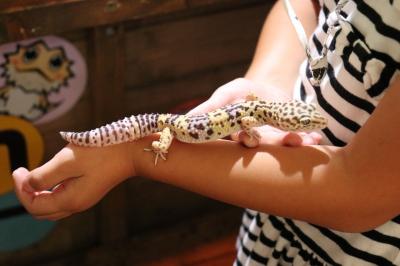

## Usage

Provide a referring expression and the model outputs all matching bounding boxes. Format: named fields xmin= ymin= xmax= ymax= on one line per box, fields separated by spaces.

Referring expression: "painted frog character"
xmin=0 ymin=40 xmax=73 ymax=121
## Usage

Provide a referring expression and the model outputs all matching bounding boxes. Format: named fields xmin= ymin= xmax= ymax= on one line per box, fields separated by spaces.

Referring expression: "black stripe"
xmin=367 ymin=64 xmax=396 ymax=97
xmin=392 ymin=215 xmax=400 ymax=224
xmin=307 ymin=64 xmax=361 ymax=133
xmin=260 ymin=230 xmax=277 ymax=248
xmin=362 ymin=230 xmax=400 ymax=249
xmin=272 ymin=248 xmax=294 ymax=263
xmin=255 ymin=213 xmax=264 ymax=228
xmin=133 ymin=115 xmax=142 ymax=137
xmin=314 ymin=225 xmax=396 ymax=265
xmin=341 ymin=38 xmax=365 ymax=82
xmin=237 ymin=236 xmax=269 ymax=265
xmin=300 ymin=83 xmax=306 ymax=102
xmin=0 ymin=206 xmax=27 ymax=219
xmin=327 ymin=64 xmax=375 ymax=114
xmin=322 ymin=4 xmax=330 ymax=19
xmin=241 ymin=223 xmax=259 ymax=242
xmin=245 ymin=209 xmax=255 ymax=219
xmin=234 ymin=259 xmax=243 ymax=266
xmin=312 ymin=34 xmax=324 ymax=52
xmin=322 ymin=127 xmax=347 ymax=146
xmin=248 ymin=249 xmax=269 ymax=264
xmin=355 ymin=0 xmax=400 ymax=43
xmin=283 ymin=218 xmax=340 ymax=265
xmin=269 ymin=215 xmax=332 ymax=265
xmin=239 ymin=239 xmax=251 ymax=257
xmin=241 ymin=217 xmax=278 ymax=248
xmin=322 ymin=21 xmax=329 ymax=33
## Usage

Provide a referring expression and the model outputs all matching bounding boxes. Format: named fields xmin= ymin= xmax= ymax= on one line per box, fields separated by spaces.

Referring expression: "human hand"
xmin=188 ymin=78 xmax=322 ymax=147
xmin=13 ymin=143 xmax=135 ymax=220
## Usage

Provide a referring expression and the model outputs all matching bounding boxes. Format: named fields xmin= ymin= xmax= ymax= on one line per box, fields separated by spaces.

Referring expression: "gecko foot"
xmin=245 ymin=93 xmax=259 ymax=101
xmin=244 ymin=128 xmax=261 ymax=141
xmin=144 ymin=140 xmax=169 ymax=165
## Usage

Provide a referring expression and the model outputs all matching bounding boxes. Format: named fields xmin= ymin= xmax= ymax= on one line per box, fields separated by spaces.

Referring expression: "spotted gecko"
xmin=60 ymin=97 xmax=328 ymax=165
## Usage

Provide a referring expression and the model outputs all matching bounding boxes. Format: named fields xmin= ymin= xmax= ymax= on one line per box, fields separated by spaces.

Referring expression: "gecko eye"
xmin=23 ymin=47 xmax=39 ymax=63
xmin=49 ymin=54 xmax=64 ymax=70
xmin=300 ymin=118 xmax=311 ymax=126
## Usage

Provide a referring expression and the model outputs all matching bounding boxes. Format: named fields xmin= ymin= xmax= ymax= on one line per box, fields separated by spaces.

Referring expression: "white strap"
xmin=282 ymin=0 xmax=311 ymax=59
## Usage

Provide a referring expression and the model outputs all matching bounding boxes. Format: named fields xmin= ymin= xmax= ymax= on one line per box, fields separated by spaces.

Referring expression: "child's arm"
xmin=13 ymin=0 xmax=321 ymax=220
xmin=13 ymin=77 xmax=400 ymax=232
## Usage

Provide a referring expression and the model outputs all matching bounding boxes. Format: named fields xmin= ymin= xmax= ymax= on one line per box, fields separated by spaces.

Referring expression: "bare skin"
xmin=13 ymin=0 xmax=400 ymax=233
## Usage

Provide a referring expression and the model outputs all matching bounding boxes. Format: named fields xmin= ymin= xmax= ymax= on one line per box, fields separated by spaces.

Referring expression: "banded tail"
xmin=60 ymin=114 xmax=161 ymax=147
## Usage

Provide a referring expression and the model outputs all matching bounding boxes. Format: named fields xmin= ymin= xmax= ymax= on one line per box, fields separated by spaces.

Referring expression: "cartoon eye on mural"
xmin=0 ymin=36 xmax=86 ymax=124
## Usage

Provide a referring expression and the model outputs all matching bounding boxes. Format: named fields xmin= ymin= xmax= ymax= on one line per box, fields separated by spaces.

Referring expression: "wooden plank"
xmin=123 ymin=63 xmax=249 ymax=114
xmin=126 ymin=177 xmax=233 ymax=234
xmin=0 ymin=0 xmax=83 ymax=12
xmin=88 ymin=24 xmax=130 ymax=244
xmin=187 ymin=0 xmax=267 ymax=8
xmin=144 ymin=235 xmax=237 ymax=266
xmin=34 ymin=207 xmax=243 ymax=265
xmin=0 ymin=0 xmax=186 ymax=42
xmin=123 ymin=4 xmax=269 ymax=92
xmin=89 ymin=25 xmax=126 ymax=124
xmin=0 ymin=210 xmax=97 ymax=266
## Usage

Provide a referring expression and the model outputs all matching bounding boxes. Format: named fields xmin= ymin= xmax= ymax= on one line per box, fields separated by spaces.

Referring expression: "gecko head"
xmin=277 ymin=101 xmax=328 ymax=131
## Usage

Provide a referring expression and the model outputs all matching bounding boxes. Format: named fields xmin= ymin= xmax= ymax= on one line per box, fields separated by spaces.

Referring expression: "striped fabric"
xmin=235 ymin=0 xmax=400 ymax=265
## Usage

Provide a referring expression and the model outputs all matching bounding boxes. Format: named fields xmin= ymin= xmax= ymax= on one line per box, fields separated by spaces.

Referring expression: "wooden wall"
xmin=0 ymin=1 xmax=274 ymax=265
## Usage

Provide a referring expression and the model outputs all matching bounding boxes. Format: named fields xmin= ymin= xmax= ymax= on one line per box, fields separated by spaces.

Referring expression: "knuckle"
xmin=28 ymin=175 xmax=44 ymax=191
xmin=233 ymin=77 xmax=252 ymax=88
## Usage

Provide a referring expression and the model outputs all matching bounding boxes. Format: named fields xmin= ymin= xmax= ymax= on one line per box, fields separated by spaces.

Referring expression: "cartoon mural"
xmin=0 ymin=36 xmax=86 ymax=125
xmin=0 ymin=36 xmax=87 ymax=251
xmin=0 ymin=40 xmax=74 ymax=121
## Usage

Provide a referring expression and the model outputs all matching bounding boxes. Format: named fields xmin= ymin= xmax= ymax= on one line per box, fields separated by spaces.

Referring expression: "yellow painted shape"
xmin=0 ymin=116 xmax=44 ymax=195
xmin=0 ymin=145 xmax=11 ymax=195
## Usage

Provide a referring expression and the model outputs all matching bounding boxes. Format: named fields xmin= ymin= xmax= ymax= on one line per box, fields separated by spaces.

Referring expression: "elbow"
xmin=326 ymin=148 xmax=400 ymax=233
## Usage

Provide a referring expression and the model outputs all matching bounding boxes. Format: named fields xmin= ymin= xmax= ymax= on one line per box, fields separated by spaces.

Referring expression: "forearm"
xmin=246 ymin=0 xmax=319 ymax=94
xmin=131 ymin=137 xmax=378 ymax=232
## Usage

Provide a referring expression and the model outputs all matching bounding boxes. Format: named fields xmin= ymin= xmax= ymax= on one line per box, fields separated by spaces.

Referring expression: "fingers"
xmin=237 ymin=131 xmax=260 ymax=148
xmin=231 ymin=127 xmax=323 ymax=148
xmin=282 ymin=132 xmax=322 ymax=146
xmin=187 ymin=93 xmax=230 ymax=115
xmin=13 ymin=168 xmax=77 ymax=217
xmin=27 ymin=147 xmax=80 ymax=191
xmin=187 ymin=78 xmax=254 ymax=115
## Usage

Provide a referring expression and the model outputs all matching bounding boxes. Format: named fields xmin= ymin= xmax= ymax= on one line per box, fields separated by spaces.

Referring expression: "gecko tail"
xmin=60 ymin=114 xmax=162 ymax=147
xmin=59 ymin=129 xmax=104 ymax=147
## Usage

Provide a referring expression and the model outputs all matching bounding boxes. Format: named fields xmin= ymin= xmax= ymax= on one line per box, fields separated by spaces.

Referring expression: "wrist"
xmin=128 ymin=135 xmax=158 ymax=177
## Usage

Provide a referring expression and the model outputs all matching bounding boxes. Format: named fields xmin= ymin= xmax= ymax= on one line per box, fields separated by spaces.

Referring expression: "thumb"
xmin=24 ymin=148 xmax=81 ymax=192
xmin=187 ymin=94 xmax=230 ymax=115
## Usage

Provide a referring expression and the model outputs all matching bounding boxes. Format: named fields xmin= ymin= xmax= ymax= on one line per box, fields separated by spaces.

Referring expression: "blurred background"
xmin=0 ymin=0 xmax=274 ymax=265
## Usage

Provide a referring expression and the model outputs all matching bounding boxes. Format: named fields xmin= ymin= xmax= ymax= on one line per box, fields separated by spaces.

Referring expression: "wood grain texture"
xmin=0 ymin=0 xmax=186 ymax=41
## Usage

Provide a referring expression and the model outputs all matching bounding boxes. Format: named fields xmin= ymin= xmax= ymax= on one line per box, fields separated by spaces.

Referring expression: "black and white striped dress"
xmin=235 ymin=0 xmax=400 ymax=265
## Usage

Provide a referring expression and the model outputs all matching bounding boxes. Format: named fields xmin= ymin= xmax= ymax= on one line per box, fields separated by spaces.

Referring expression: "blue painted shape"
xmin=0 ymin=192 xmax=54 ymax=252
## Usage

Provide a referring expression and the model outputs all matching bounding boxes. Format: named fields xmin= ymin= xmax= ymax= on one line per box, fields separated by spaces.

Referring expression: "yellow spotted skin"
xmin=60 ymin=100 xmax=328 ymax=164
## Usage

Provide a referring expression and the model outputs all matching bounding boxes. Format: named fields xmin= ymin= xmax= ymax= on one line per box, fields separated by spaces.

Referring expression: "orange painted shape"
xmin=0 ymin=115 xmax=44 ymax=195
